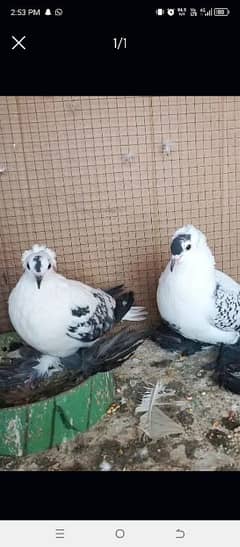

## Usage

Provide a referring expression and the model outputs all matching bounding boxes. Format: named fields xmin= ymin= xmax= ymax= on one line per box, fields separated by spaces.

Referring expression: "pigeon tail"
xmin=0 ymin=349 xmax=41 ymax=390
xmin=151 ymin=323 xmax=240 ymax=395
xmin=74 ymin=328 xmax=147 ymax=376
xmin=0 ymin=329 xmax=148 ymax=407
xmin=212 ymin=341 xmax=240 ymax=394
xmin=105 ymin=284 xmax=147 ymax=322
xmin=150 ymin=322 xmax=212 ymax=356
xmin=113 ymin=290 xmax=135 ymax=321
xmin=105 ymin=284 xmax=125 ymax=298
xmin=123 ymin=306 xmax=148 ymax=321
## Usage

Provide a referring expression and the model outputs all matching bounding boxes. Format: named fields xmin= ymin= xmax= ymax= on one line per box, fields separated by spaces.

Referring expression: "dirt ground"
xmin=1 ymin=339 xmax=240 ymax=471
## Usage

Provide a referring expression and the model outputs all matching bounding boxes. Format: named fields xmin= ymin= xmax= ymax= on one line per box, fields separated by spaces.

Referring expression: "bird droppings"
xmin=2 ymin=339 xmax=240 ymax=470
xmin=99 ymin=460 xmax=112 ymax=471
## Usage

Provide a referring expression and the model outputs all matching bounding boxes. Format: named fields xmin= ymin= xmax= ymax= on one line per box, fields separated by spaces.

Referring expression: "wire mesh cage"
xmin=0 ymin=96 xmax=240 ymax=333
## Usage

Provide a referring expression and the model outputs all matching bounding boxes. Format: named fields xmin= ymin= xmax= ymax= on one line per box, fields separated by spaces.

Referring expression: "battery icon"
xmin=214 ymin=8 xmax=230 ymax=16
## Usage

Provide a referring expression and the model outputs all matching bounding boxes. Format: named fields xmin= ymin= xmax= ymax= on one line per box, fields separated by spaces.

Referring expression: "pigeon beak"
xmin=36 ymin=277 xmax=42 ymax=289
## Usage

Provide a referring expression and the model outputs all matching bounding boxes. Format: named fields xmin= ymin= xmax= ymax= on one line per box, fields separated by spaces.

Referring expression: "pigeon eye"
xmin=27 ymin=263 xmax=30 ymax=270
xmin=48 ymin=263 xmax=51 ymax=270
xmin=186 ymin=244 xmax=191 ymax=251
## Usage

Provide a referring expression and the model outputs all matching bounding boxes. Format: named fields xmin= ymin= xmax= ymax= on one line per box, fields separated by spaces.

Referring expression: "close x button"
xmin=11 ymin=35 xmax=26 ymax=50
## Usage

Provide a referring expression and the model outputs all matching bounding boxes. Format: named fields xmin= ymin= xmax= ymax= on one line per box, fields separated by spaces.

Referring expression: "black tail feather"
xmin=80 ymin=329 xmax=146 ymax=375
xmin=0 ymin=329 xmax=147 ymax=407
xmin=212 ymin=343 xmax=240 ymax=394
xmin=151 ymin=323 xmax=240 ymax=395
xmin=114 ymin=291 xmax=135 ymax=322
xmin=150 ymin=322 xmax=211 ymax=356
xmin=104 ymin=284 xmax=125 ymax=298
xmin=104 ymin=284 xmax=135 ymax=323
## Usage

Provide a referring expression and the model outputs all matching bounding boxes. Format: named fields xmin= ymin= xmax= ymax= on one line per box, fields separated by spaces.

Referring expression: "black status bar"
xmin=1 ymin=5 xmax=239 ymax=94
xmin=4 ymin=6 xmax=235 ymax=18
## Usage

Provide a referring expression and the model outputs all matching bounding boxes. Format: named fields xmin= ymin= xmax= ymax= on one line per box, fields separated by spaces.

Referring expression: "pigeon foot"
xmin=32 ymin=354 xmax=63 ymax=377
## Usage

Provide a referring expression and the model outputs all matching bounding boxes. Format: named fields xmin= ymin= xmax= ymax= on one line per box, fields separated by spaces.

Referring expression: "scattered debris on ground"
xmin=1 ymin=340 xmax=240 ymax=471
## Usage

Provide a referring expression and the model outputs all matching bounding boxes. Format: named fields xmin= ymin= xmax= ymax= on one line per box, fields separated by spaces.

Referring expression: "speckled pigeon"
xmin=8 ymin=244 xmax=147 ymax=377
xmin=150 ymin=224 xmax=240 ymax=394
xmin=157 ymin=224 xmax=240 ymax=345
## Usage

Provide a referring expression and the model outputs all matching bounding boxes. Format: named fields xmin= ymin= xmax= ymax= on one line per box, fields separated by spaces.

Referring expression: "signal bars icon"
xmin=200 ymin=8 xmax=213 ymax=16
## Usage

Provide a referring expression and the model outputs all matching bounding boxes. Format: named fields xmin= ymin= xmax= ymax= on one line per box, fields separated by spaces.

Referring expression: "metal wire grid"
xmin=0 ymin=96 xmax=240 ymax=332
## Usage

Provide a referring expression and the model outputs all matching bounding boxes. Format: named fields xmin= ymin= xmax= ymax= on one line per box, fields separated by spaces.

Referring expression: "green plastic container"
xmin=0 ymin=333 xmax=114 ymax=456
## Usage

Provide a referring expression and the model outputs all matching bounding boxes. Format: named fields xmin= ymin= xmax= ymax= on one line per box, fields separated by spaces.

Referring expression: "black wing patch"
xmin=215 ymin=283 xmax=240 ymax=331
xmin=71 ymin=306 xmax=90 ymax=317
xmin=66 ymin=292 xmax=115 ymax=343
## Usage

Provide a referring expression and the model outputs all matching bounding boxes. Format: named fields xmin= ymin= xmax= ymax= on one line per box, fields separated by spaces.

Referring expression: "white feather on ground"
xmin=135 ymin=381 xmax=185 ymax=439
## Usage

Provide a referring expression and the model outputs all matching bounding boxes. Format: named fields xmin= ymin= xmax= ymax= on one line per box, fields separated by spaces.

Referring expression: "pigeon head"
xmin=22 ymin=245 xmax=57 ymax=289
xmin=170 ymin=225 xmax=208 ymax=272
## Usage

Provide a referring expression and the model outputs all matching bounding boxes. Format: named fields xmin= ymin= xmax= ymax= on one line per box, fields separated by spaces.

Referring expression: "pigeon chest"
xmin=157 ymin=265 xmax=216 ymax=327
xmin=9 ymin=280 xmax=70 ymax=352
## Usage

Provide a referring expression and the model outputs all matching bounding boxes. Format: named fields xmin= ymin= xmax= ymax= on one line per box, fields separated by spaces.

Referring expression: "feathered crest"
xmin=21 ymin=245 xmax=57 ymax=269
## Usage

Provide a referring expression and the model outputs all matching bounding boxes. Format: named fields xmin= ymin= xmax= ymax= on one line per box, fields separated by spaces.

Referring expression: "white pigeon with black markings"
xmin=157 ymin=225 xmax=240 ymax=345
xmin=9 ymin=245 xmax=147 ymax=377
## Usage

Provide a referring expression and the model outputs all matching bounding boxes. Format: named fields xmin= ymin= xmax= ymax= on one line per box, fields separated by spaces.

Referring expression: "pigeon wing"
xmin=214 ymin=270 xmax=240 ymax=331
xmin=216 ymin=269 xmax=240 ymax=292
xmin=66 ymin=282 xmax=116 ymax=343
